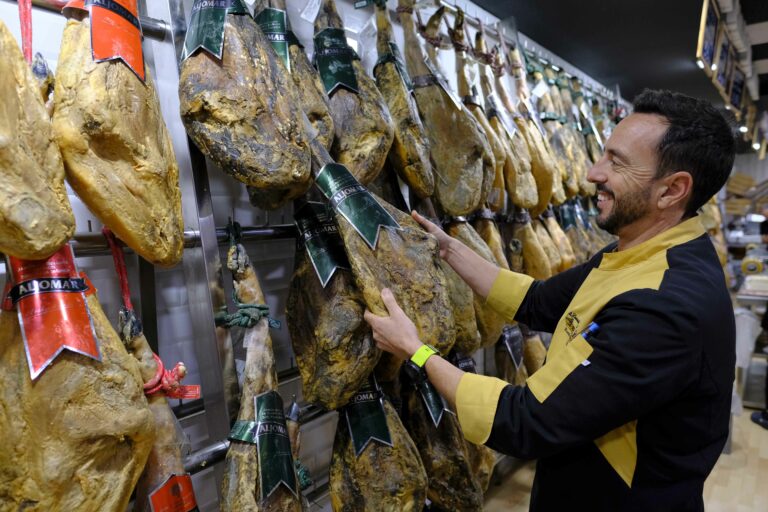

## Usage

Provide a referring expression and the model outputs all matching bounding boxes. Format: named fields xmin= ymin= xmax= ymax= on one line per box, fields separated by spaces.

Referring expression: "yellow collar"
xmin=599 ymin=216 xmax=706 ymax=270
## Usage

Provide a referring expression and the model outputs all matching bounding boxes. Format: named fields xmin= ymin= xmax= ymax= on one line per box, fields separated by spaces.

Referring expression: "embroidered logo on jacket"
xmin=564 ymin=311 xmax=581 ymax=340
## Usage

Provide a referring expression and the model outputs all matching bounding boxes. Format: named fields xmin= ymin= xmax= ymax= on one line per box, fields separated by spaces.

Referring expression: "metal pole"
xmin=2 ymin=0 xmax=173 ymax=40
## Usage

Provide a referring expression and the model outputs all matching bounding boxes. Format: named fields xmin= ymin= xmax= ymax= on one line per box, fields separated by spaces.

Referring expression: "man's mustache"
xmin=596 ymin=184 xmax=614 ymax=198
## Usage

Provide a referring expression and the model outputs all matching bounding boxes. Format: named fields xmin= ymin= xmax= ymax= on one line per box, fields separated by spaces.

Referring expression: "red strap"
xmin=144 ymin=353 xmax=201 ymax=400
xmin=102 ymin=228 xmax=199 ymax=400
xmin=102 ymin=228 xmax=134 ymax=312
xmin=19 ymin=0 xmax=32 ymax=63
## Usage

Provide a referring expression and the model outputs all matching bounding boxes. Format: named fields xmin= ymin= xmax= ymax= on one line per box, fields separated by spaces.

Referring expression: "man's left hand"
xmin=363 ymin=288 xmax=423 ymax=360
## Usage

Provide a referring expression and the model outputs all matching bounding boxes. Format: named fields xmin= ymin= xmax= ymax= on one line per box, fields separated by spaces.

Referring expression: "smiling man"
xmin=364 ymin=89 xmax=736 ymax=512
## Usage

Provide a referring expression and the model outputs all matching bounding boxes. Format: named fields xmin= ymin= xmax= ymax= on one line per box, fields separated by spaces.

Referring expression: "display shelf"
xmin=0 ymin=0 xmax=626 ymax=508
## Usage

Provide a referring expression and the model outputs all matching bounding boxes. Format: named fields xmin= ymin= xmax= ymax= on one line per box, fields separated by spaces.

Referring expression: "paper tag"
xmin=64 ymin=0 xmax=145 ymax=81
xmin=578 ymin=102 xmax=604 ymax=150
xmin=255 ymin=8 xmax=290 ymax=72
xmin=181 ymin=0 xmax=249 ymax=62
xmin=344 ymin=377 xmax=393 ymax=457
xmin=300 ymin=0 xmax=322 ymax=22
xmin=467 ymin=61 xmax=481 ymax=106
xmin=294 ymin=202 xmax=351 ymax=288
xmin=423 ymin=56 xmax=463 ymax=110
xmin=313 ymin=28 xmax=359 ymax=95
xmin=579 ymin=101 xmax=590 ymax=119
xmin=486 ymin=92 xmax=518 ymax=139
xmin=519 ymin=97 xmax=547 ymax=138
xmin=531 ymin=79 xmax=549 ymax=99
xmin=254 ymin=390 xmax=299 ymax=501
xmin=359 ymin=14 xmax=377 ymax=42
xmin=374 ymin=41 xmax=413 ymax=92
xmin=148 ymin=474 xmax=198 ymax=512
xmin=6 ymin=245 xmax=101 ymax=380
xmin=501 ymin=325 xmax=524 ymax=370
xmin=315 ymin=163 xmax=401 ymax=250
xmin=416 ymin=378 xmax=450 ymax=427
xmin=570 ymin=104 xmax=582 ymax=130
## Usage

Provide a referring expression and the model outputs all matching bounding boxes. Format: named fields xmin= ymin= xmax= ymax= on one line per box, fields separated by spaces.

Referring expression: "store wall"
xmin=735 ymin=152 xmax=768 ymax=183
xmin=0 ymin=1 xmax=617 ymax=510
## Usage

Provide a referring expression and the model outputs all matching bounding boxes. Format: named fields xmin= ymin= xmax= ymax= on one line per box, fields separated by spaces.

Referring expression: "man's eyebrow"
xmin=606 ymin=148 xmax=631 ymax=164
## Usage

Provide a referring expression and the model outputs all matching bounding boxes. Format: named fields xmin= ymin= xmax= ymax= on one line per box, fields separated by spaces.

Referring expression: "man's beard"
xmin=595 ymin=184 xmax=651 ymax=235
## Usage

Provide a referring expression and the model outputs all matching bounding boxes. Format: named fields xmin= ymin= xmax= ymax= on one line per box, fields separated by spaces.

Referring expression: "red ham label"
xmin=4 ymin=245 xmax=101 ymax=380
xmin=64 ymin=0 xmax=145 ymax=81
xmin=149 ymin=474 xmax=198 ymax=512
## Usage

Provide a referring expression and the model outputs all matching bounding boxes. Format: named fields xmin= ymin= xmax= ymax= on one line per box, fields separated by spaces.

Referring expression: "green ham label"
xmin=315 ymin=163 xmax=401 ymax=250
xmin=416 ymin=378 xmax=450 ymax=428
xmin=344 ymin=377 xmax=393 ymax=457
xmin=254 ymin=391 xmax=299 ymax=502
xmin=314 ymin=28 xmax=359 ymax=95
xmin=255 ymin=8 xmax=290 ymax=72
xmin=294 ymin=202 xmax=351 ymax=288
xmin=181 ymin=0 xmax=249 ymax=62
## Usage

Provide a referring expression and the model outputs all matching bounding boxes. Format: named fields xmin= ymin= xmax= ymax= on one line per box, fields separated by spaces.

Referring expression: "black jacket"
xmin=454 ymin=217 xmax=734 ymax=511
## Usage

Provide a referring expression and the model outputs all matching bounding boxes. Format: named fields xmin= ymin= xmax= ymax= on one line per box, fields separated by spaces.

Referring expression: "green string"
xmin=215 ymin=218 xmax=282 ymax=329
xmin=295 ymin=459 xmax=312 ymax=490
xmin=215 ymin=295 xmax=281 ymax=329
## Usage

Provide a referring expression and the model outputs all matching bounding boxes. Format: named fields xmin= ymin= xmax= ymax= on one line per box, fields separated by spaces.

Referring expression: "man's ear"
xmin=657 ymin=171 xmax=693 ymax=211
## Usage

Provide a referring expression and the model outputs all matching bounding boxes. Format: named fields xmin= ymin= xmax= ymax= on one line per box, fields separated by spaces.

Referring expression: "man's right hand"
xmin=412 ymin=210 xmax=453 ymax=259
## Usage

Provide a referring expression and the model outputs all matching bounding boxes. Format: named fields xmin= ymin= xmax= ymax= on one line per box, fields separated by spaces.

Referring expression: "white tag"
xmin=485 ymin=92 xmax=516 ymax=139
xmin=579 ymin=101 xmax=591 ymax=119
xmin=359 ymin=14 xmax=376 ymax=42
xmin=590 ymin=119 xmax=604 ymax=150
xmin=300 ymin=0 xmax=322 ymax=22
xmin=532 ymin=80 xmax=549 ymax=99
xmin=577 ymin=102 xmax=603 ymax=149
xmin=396 ymin=175 xmax=411 ymax=212
xmin=424 ymin=57 xmax=463 ymax=111
xmin=571 ymin=104 xmax=580 ymax=121
xmin=521 ymin=97 xmax=547 ymax=138
xmin=580 ymin=360 xmax=591 ymax=367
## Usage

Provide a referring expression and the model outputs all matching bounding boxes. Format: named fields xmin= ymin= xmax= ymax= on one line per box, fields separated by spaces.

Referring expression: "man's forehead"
xmin=608 ymin=113 xmax=669 ymax=159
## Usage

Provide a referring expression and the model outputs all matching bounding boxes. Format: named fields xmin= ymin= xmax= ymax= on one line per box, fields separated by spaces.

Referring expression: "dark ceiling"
xmin=471 ymin=0 xmax=747 ymax=106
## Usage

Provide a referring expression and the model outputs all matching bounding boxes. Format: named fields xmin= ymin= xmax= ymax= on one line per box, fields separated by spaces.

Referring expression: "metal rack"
xmin=0 ymin=1 xmax=619 ymax=508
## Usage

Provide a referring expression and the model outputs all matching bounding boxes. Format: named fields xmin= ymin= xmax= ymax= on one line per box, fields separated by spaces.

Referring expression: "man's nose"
xmin=587 ymin=157 xmax=608 ymax=184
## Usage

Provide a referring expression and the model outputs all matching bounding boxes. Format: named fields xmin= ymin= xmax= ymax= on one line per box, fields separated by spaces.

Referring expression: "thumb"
xmin=380 ymin=288 xmax=403 ymax=317
xmin=412 ymin=211 xmax=435 ymax=233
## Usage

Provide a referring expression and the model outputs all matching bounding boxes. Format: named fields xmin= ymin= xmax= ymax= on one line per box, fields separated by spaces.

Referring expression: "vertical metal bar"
xmin=140 ymin=0 xmax=232 ymax=501
xmin=138 ymin=257 xmax=159 ymax=354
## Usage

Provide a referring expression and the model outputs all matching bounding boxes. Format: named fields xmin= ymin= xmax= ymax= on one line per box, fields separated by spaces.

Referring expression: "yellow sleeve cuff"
xmin=456 ymin=372 xmax=509 ymax=445
xmin=485 ymin=269 xmax=535 ymax=321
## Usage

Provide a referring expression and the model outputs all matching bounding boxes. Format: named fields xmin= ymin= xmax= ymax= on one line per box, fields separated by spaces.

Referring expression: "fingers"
xmin=363 ymin=308 xmax=379 ymax=327
xmin=411 ymin=210 xmax=437 ymax=233
xmin=380 ymin=288 xmax=403 ymax=317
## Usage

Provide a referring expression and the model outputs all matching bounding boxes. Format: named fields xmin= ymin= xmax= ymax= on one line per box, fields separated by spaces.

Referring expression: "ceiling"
xmin=472 ymin=0 xmax=768 ymax=109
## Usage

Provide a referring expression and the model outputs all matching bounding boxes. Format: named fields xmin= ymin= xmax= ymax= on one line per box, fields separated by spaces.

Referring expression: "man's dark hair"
xmin=633 ymin=89 xmax=735 ymax=217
